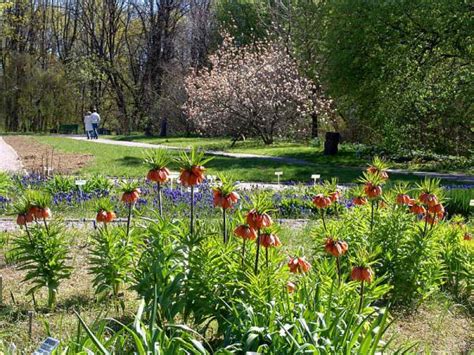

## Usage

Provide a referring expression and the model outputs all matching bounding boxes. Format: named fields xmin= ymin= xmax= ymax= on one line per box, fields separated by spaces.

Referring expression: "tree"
xmin=0 ymin=1 xmax=79 ymax=132
xmin=215 ymin=0 xmax=334 ymax=138
xmin=0 ymin=0 xmax=215 ymax=135
xmin=184 ymin=35 xmax=332 ymax=144
xmin=321 ymin=0 xmax=472 ymax=154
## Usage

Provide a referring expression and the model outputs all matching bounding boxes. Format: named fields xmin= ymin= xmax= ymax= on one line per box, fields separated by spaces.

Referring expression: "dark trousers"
xmin=92 ymin=123 xmax=99 ymax=139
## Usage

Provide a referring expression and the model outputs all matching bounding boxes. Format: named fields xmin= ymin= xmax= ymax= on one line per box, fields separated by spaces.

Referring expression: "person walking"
xmin=84 ymin=111 xmax=93 ymax=139
xmin=90 ymin=108 xmax=101 ymax=139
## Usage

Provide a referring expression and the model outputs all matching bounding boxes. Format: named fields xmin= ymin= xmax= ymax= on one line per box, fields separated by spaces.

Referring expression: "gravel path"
xmin=68 ymin=136 xmax=309 ymax=164
xmin=0 ymin=137 xmax=22 ymax=172
xmin=0 ymin=217 xmax=310 ymax=232
xmin=386 ymin=168 xmax=474 ymax=183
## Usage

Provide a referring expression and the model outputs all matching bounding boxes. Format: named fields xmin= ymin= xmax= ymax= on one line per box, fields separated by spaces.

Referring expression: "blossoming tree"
xmin=184 ymin=35 xmax=332 ymax=144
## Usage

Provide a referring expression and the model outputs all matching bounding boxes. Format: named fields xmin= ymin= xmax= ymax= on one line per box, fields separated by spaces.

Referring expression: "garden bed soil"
xmin=3 ymin=136 xmax=92 ymax=174
xmin=388 ymin=302 xmax=473 ymax=353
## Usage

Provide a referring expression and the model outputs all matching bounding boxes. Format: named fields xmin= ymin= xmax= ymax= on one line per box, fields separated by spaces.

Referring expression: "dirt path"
xmin=0 ymin=137 xmax=22 ymax=173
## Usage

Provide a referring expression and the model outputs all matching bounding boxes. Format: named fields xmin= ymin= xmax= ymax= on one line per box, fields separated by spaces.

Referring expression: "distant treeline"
xmin=0 ymin=0 xmax=471 ymax=155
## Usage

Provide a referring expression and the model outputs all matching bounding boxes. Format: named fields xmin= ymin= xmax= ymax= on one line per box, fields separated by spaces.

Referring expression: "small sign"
xmin=470 ymin=199 xmax=474 ymax=207
xmin=169 ymin=172 xmax=180 ymax=189
xmin=275 ymin=171 xmax=283 ymax=185
xmin=42 ymin=167 xmax=54 ymax=176
xmin=75 ymin=179 xmax=87 ymax=186
xmin=311 ymin=174 xmax=321 ymax=186
xmin=33 ymin=337 xmax=60 ymax=355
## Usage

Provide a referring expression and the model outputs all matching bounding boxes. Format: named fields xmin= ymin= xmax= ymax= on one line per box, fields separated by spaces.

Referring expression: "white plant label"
xmin=75 ymin=179 xmax=87 ymax=186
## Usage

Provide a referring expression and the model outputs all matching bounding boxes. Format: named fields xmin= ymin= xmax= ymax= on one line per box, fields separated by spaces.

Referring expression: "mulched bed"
xmin=3 ymin=136 xmax=92 ymax=174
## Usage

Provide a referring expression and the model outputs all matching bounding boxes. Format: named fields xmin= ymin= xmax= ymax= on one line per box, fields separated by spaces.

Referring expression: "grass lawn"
xmin=110 ymin=135 xmax=474 ymax=175
xmin=29 ymin=136 xmax=450 ymax=184
xmin=33 ymin=136 xmax=365 ymax=182
xmin=110 ymin=135 xmax=365 ymax=167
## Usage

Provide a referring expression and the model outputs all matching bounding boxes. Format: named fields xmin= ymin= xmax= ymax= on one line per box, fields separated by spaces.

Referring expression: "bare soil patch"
xmin=388 ymin=301 xmax=473 ymax=353
xmin=3 ymin=136 xmax=92 ymax=174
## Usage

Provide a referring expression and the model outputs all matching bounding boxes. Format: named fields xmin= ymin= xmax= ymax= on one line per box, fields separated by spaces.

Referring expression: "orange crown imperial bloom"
xmin=96 ymin=210 xmax=116 ymax=224
xmin=246 ymin=209 xmax=273 ymax=229
xmin=329 ymin=191 xmax=341 ymax=202
xmin=287 ymin=281 xmax=296 ymax=293
xmin=367 ymin=166 xmax=389 ymax=180
xmin=233 ymin=225 xmax=257 ymax=240
xmin=259 ymin=233 xmax=282 ymax=248
xmin=26 ymin=208 xmax=36 ymax=221
xmin=419 ymin=193 xmax=438 ymax=207
xmin=288 ymin=257 xmax=312 ymax=274
xmin=147 ymin=167 xmax=170 ymax=183
xmin=41 ymin=207 xmax=52 ymax=219
xmin=180 ymin=165 xmax=205 ymax=187
xmin=16 ymin=213 xmax=33 ymax=226
xmin=29 ymin=206 xmax=49 ymax=219
xmin=16 ymin=214 xmax=27 ymax=226
xmin=192 ymin=165 xmax=205 ymax=176
xmin=96 ymin=210 xmax=108 ymax=223
xmin=27 ymin=206 xmax=38 ymax=218
xmin=464 ymin=233 xmax=472 ymax=241
xmin=313 ymin=194 xmax=332 ymax=209
xmin=396 ymin=194 xmax=412 ymax=206
xmin=353 ymin=196 xmax=368 ymax=206
xmin=351 ymin=266 xmax=373 ymax=283
xmin=324 ymin=238 xmax=348 ymax=257
xmin=31 ymin=207 xmax=52 ymax=219
xmin=122 ymin=188 xmax=141 ymax=204
xmin=423 ymin=214 xmax=436 ymax=224
xmin=106 ymin=211 xmax=116 ymax=223
xmin=428 ymin=203 xmax=444 ymax=215
xmin=364 ymin=183 xmax=382 ymax=199
xmin=409 ymin=203 xmax=426 ymax=215
xmin=424 ymin=213 xmax=442 ymax=224
xmin=213 ymin=190 xmax=240 ymax=209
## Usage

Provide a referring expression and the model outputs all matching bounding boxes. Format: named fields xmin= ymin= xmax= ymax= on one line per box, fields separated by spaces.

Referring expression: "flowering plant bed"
xmin=0 ymin=156 xmax=472 ymax=352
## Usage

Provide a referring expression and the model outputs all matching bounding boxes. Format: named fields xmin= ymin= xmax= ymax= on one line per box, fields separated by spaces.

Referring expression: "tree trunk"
xmin=159 ymin=117 xmax=168 ymax=137
xmin=144 ymin=120 xmax=153 ymax=136
xmin=262 ymin=136 xmax=274 ymax=145
xmin=324 ymin=132 xmax=341 ymax=155
xmin=311 ymin=111 xmax=318 ymax=138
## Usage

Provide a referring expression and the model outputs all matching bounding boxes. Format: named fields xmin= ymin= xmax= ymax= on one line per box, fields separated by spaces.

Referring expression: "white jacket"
xmin=90 ymin=112 xmax=101 ymax=124
xmin=84 ymin=115 xmax=93 ymax=131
